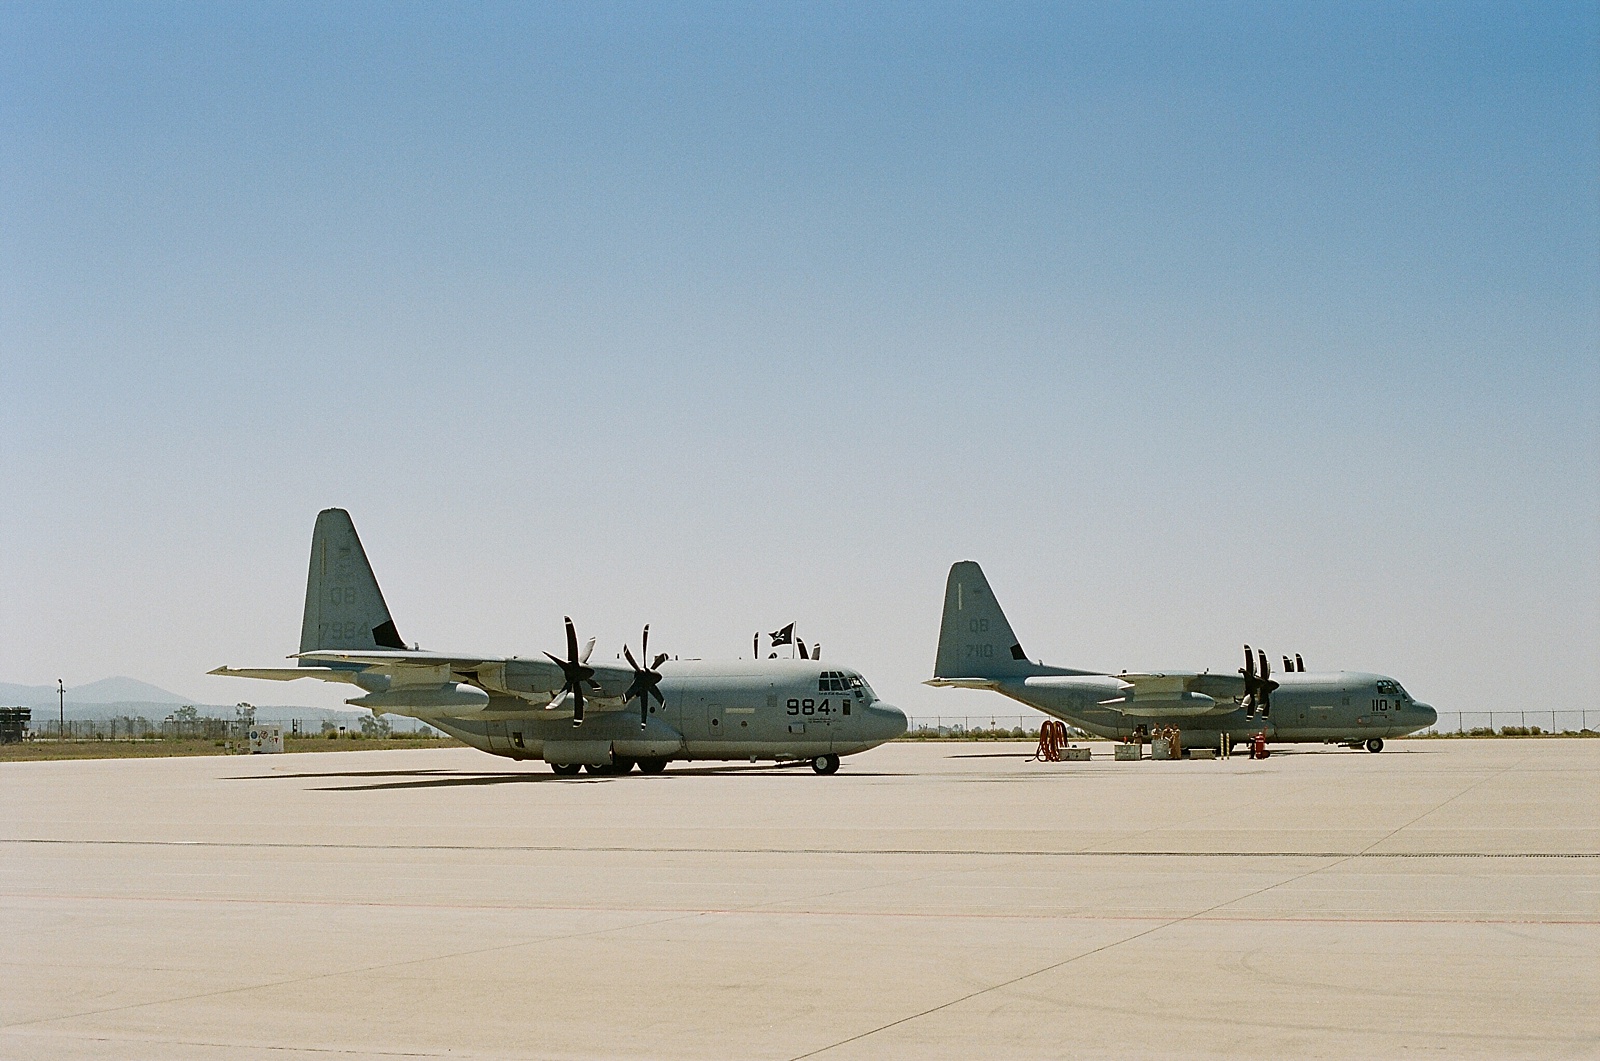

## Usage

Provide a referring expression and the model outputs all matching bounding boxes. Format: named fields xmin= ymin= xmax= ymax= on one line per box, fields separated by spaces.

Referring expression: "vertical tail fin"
xmin=933 ymin=561 xmax=1038 ymax=679
xmin=298 ymin=509 xmax=404 ymax=662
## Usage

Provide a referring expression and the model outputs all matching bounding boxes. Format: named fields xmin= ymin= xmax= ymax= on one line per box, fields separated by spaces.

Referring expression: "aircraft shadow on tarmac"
xmin=226 ymin=764 xmax=905 ymax=792
xmin=224 ymin=768 xmax=464 ymax=781
xmin=947 ymin=746 xmax=1350 ymax=761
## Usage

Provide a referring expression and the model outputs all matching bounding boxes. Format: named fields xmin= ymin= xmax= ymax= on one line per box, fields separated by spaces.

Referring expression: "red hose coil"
xmin=1033 ymin=719 xmax=1069 ymax=761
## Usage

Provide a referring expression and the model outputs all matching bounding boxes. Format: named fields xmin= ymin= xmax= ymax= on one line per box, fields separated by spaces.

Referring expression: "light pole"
xmin=57 ymin=678 xmax=64 ymax=740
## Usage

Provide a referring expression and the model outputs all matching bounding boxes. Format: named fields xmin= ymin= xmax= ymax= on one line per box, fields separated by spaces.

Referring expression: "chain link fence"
xmin=11 ymin=710 xmax=1597 ymax=743
xmin=906 ymin=716 xmax=1065 ymax=739
xmin=904 ymin=713 xmax=1600 ymax=739
xmin=14 ymin=715 xmax=444 ymax=741
xmin=1424 ymin=710 xmax=1597 ymax=736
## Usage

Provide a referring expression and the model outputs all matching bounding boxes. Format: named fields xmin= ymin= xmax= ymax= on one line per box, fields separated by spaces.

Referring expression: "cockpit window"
xmin=1376 ymin=680 xmax=1399 ymax=695
xmin=818 ymin=670 xmax=875 ymax=702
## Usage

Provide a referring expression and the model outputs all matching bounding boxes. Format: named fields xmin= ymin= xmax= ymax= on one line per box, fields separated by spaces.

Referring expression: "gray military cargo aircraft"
xmin=212 ymin=509 xmax=906 ymax=774
xmin=927 ymin=561 xmax=1436 ymax=753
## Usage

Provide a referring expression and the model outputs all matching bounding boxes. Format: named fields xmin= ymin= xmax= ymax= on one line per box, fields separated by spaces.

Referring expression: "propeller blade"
xmin=1259 ymin=649 xmax=1270 ymax=680
xmin=798 ymin=639 xmax=810 ymax=660
xmin=550 ymin=618 xmax=599 ymax=726
xmin=624 ymin=626 xmax=667 ymax=729
xmin=1283 ymin=656 xmax=1292 ymax=672
xmin=1295 ymin=653 xmax=1304 ymax=672
xmin=813 ymin=643 xmax=820 ymax=660
xmin=651 ymin=653 xmax=668 ymax=669
xmin=1239 ymin=645 xmax=1257 ymax=716
xmin=754 ymin=632 xmax=759 ymax=658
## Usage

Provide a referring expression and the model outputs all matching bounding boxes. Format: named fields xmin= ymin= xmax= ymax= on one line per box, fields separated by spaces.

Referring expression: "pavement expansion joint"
xmin=2 ymin=837 xmax=1594 ymax=857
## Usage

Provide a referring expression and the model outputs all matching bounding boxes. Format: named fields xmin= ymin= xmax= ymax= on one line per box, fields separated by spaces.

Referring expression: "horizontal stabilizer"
xmin=923 ymin=677 xmax=1001 ymax=690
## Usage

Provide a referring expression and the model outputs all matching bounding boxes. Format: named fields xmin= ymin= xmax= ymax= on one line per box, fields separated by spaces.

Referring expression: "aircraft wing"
xmin=1115 ymin=672 xmax=1246 ymax=700
xmin=1096 ymin=671 xmax=1246 ymax=716
xmin=293 ymin=649 xmax=637 ymax=705
xmin=293 ymin=649 xmax=515 ymax=669
xmin=208 ymin=666 xmax=364 ymax=684
xmin=928 ymin=672 xmax=1243 ymax=717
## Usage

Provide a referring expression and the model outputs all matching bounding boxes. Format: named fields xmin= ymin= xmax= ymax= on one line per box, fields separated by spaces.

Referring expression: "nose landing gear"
xmin=811 ymin=754 xmax=840 ymax=775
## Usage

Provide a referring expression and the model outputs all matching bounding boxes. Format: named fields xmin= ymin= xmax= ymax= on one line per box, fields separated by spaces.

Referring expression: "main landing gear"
xmin=583 ymin=757 xmax=636 ymax=775
xmin=550 ymin=757 xmax=670 ymax=777
xmin=811 ymin=754 xmax=840 ymax=775
xmin=1366 ymin=738 xmax=1384 ymax=753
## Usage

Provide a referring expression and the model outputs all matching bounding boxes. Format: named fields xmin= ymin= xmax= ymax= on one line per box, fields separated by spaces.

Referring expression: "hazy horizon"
xmin=4 ymin=4 xmax=1596 ymax=723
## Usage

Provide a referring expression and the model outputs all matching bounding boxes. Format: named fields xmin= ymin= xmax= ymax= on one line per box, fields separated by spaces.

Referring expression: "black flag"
xmin=770 ymin=623 xmax=795 ymax=647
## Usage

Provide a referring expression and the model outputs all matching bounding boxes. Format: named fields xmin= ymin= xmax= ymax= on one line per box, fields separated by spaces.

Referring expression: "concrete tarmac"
xmin=2 ymin=739 xmax=1597 ymax=1060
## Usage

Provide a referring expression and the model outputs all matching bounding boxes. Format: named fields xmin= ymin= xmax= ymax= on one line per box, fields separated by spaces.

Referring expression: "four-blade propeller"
xmin=545 ymin=616 xmax=600 ymax=726
xmin=1240 ymin=644 xmax=1280 ymax=719
xmin=623 ymin=624 xmax=668 ymax=730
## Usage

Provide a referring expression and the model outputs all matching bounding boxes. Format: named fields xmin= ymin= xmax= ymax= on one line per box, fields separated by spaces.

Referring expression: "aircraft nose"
xmin=1417 ymin=702 xmax=1437 ymax=727
xmin=873 ymin=703 xmax=908 ymax=741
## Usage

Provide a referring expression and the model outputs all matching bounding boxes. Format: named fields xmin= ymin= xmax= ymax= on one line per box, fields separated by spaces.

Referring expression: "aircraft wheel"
xmin=550 ymin=763 xmax=582 ymax=776
xmin=637 ymin=758 xmax=668 ymax=774
xmin=612 ymin=756 xmax=637 ymax=773
xmin=811 ymin=754 xmax=840 ymax=775
xmin=583 ymin=762 xmax=614 ymax=775
xmin=1366 ymin=738 xmax=1384 ymax=753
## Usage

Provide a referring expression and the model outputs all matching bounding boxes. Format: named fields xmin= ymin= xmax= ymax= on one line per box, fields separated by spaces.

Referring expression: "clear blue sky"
xmin=3 ymin=3 xmax=1596 ymax=720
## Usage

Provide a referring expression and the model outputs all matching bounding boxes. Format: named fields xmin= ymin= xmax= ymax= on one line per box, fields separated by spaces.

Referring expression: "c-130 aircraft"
xmin=212 ymin=510 xmax=906 ymax=774
xmin=927 ymin=561 xmax=1436 ymax=753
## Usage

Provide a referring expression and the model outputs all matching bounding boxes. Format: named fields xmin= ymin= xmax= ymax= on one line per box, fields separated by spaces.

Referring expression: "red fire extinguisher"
xmin=1251 ymin=731 xmax=1269 ymax=759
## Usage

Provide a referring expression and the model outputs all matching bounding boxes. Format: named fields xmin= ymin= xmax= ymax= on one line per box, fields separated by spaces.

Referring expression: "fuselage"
xmin=426 ymin=659 xmax=908 ymax=764
xmin=991 ymin=670 xmax=1436 ymax=749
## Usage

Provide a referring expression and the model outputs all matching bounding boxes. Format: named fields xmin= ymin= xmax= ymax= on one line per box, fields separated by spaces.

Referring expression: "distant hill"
xmin=0 ymin=676 xmax=371 ymax=725
xmin=0 ymin=676 xmax=194 ymax=707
